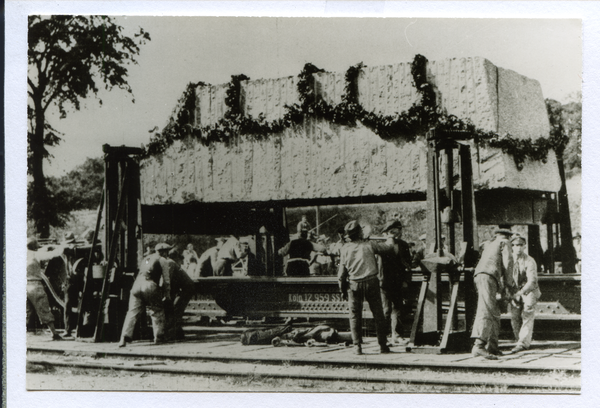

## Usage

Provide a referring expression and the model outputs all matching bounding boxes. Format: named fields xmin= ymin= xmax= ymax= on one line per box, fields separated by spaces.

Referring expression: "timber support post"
xmin=408 ymin=129 xmax=476 ymax=354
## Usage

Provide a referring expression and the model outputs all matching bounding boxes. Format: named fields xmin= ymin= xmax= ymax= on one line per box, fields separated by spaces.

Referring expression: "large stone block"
xmin=140 ymin=57 xmax=561 ymax=206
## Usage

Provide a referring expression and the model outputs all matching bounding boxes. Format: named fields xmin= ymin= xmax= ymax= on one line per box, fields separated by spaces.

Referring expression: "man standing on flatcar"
xmin=471 ymin=228 xmax=515 ymax=359
xmin=182 ymin=243 xmax=199 ymax=272
xmin=215 ymin=235 xmax=248 ymax=276
xmin=338 ymin=221 xmax=393 ymax=355
xmin=379 ymin=220 xmax=413 ymax=345
xmin=508 ymin=234 xmax=541 ymax=354
xmin=198 ymin=238 xmax=224 ymax=277
xmin=278 ymin=224 xmax=326 ymax=276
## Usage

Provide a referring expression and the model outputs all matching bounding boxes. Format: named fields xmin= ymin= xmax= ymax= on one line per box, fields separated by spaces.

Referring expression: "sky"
xmin=21 ymin=14 xmax=582 ymax=178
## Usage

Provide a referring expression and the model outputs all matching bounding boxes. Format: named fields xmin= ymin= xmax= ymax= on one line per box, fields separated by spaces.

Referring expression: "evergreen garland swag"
xmin=143 ymin=55 xmax=569 ymax=169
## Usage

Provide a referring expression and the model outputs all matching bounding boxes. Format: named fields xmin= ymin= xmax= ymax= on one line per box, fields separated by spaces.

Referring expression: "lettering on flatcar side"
xmin=289 ymin=293 xmax=342 ymax=302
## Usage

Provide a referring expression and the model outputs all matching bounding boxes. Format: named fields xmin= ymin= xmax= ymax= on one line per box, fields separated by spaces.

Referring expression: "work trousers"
xmin=508 ymin=292 xmax=538 ymax=349
xmin=120 ymin=277 xmax=165 ymax=342
xmin=26 ymin=280 xmax=55 ymax=325
xmin=471 ymin=273 xmax=500 ymax=352
xmin=63 ymin=279 xmax=80 ymax=335
xmin=285 ymin=259 xmax=310 ymax=277
xmin=168 ymin=268 xmax=195 ymax=336
xmin=381 ymin=284 xmax=404 ymax=338
xmin=347 ymin=276 xmax=388 ymax=347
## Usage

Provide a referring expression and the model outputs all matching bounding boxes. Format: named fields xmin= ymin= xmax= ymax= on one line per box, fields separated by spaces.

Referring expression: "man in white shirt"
xmin=215 ymin=235 xmax=248 ymax=276
xmin=508 ymin=234 xmax=541 ymax=354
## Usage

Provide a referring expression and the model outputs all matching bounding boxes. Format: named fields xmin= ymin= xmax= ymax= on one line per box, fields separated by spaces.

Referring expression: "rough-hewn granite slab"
xmin=140 ymin=57 xmax=561 ymax=205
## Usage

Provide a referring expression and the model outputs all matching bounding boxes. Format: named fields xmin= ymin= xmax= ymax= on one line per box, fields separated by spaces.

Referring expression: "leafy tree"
xmin=27 ymin=176 xmax=71 ymax=230
xmin=60 ymin=157 xmax=104 ymax=211
xmin=561 ymin=93 xmax=582 ymax=177
xmin=27 ymin=157 xmax=105 ymax=230
xmin=28 ymin=15 xmax=150 ymax=237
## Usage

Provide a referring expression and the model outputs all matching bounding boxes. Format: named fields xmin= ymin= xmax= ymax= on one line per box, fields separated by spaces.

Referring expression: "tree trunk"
xmin=30 ymin=95 xmax=50 ymax=238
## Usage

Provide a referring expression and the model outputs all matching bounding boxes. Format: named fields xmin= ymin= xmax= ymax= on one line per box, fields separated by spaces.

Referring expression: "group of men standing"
xmin=337 ymin=219 xmax=412 ymax=355
xmin=118 ymin=243 xmax=194 ymax=347
xmin=471 ymin=228 xmax=541 ymax=359
xmin=336 ymin=221 xmax=541 ymax=357
xmin=27 ymin=219 xmax=541 ymax=355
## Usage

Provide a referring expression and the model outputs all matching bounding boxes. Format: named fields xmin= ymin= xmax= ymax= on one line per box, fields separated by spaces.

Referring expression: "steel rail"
xmin=26 ymin=356 xmax=580 ymax=392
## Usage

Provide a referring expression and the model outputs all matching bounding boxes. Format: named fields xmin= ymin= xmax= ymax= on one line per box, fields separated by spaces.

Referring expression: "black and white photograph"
xmin=6 ymin=1 xmax=598 ymax=405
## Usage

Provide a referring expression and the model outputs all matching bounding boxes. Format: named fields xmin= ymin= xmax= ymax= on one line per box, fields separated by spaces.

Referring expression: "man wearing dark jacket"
xmin=378 ymin=220 xmax=412 ymax=345
xmin=118 ymin=243 xmax=172 ymax=347
xmin=471 ymin=228 xmax=515 ymax=359
xmin=278 ymin=224 xmax=326 ymax=276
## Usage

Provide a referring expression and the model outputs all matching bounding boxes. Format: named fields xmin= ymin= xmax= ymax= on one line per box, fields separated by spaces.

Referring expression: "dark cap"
xmin=344 ymin=220 xmax=362 ymax=239
xmin=494 ymin=228 xmax=513 ymax=237
xmin=511 ymin=234 xmax=527 ymax=245
xmin=382 ymin=220 xmax=403 ymax=233
xmin=155 ymin=242 xmax=172 ymax=252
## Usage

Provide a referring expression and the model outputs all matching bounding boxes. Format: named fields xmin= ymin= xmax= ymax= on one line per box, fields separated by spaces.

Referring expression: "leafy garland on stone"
xmin=143 ymin=55 xmax=569 ymax=169
xmin=145 ymin=81 xmax=204 ymax=157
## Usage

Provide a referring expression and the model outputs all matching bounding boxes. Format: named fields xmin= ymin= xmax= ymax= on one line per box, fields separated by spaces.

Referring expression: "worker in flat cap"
xmin=118 ymin=243 xmax=172 ymax=347
xmin=165 ymin=248 xmax=195 ymax=341
xmin=470 ymin=228 xmax=516 ymax=360
xmin=278 ymin=222 xmax=326 ymax=277
xmin=338 ymin=220 xmax=395 ymax=355
xmin=508 ymin=234 xmax=541 ymax=354
xmin=378 ymin=220 xmax=413 ymax=345
xmin=26 ymin=236 xmax=66 ymax=340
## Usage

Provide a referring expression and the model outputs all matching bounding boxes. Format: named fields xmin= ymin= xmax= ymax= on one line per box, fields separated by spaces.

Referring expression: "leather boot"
xmin=472 ymin=345 xmax=498 ymax=360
